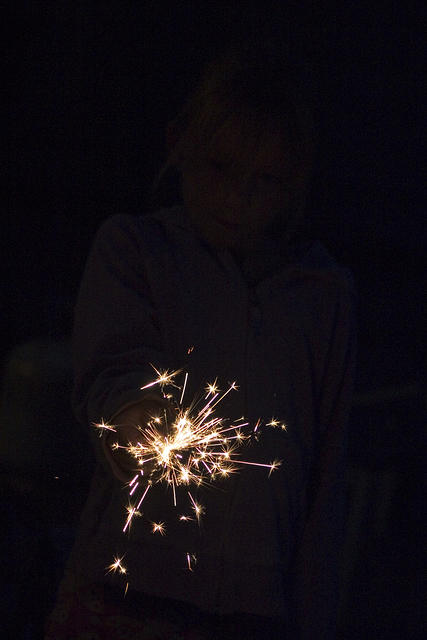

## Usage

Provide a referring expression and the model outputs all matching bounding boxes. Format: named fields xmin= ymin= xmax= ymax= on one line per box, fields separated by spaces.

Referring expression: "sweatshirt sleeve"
xmin=71 ymin=214 xmax=167 ymax=461
xmin=290 ymin=283 xmax=357 ymax=639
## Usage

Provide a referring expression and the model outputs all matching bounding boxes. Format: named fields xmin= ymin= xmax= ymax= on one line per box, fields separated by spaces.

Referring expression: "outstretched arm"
xmin=71 ymin=215 xmax=171 ymax=477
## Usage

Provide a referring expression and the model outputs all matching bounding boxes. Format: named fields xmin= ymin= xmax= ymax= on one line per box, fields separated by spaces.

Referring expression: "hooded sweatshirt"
xmin=70 ymin=205 xmax=356 ymax=638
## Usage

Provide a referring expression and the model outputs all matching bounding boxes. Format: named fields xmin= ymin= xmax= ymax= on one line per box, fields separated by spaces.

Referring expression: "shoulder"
xmin=93 ymin=206 xmax=188 ymax=252
xmin=289 ymin=240 xmax=356 ymax=297
xmin=282 ymin=241 xmax=357 ymax=333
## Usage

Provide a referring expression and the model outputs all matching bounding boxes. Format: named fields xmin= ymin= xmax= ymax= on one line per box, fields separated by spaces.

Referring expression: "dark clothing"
xmin=45 ymin=577 xmax=288 ymax=639
xmin=56 ymin=205 xmax=356 ymax=638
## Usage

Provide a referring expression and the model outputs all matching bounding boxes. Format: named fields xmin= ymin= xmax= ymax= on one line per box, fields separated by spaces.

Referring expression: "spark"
xmin=205 ymin=378 xmax=219 ymax=397
xmin=136 ymin=483 xmax=151 ymax=510
xmin=152 ymin=521 xmax=166 ymax=535
xmin=188 ymin=491 xmax=204 ymax=523
xmin=140 ymin=365 xmax=181 ymax=391
xmin=268 ymin=459 xmax=282 ymax=477
xmin=129 ymin=481 xmax=139 ymax=496
xmin=186 ymin=552 xmax=197 ymax=571
xmin=123 ymin=503 xmax=142 ymax=533
xmin=93 ymin=419 xmax=116 ymax=436
xmin=180 ymin=372 xmax=189 ymax=405
xmin=267 ymin=418 xmax=287 ymax=431
xmin=106 ymin=555 xmax=127 ymax=575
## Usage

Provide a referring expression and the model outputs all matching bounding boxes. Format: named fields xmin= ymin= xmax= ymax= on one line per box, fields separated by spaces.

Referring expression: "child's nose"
xmin=228 ymin=171 xmax=256 ymax=201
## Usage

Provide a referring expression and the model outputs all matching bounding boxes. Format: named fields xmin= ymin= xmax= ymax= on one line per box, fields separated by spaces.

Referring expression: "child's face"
xmin=179 ymin=121 xmax=293 ymax=253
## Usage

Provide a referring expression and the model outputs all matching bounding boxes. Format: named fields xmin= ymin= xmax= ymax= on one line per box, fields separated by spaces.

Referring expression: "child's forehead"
xmin=202 ymin=116 xmax=289 ymax=172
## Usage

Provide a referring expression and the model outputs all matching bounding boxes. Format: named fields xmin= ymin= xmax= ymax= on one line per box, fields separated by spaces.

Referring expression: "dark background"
xmin=3 ymin=2 xmax=425 ymax=638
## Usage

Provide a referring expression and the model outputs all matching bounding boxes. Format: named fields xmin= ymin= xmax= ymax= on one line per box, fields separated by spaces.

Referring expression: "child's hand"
xmin=103 ymin=394 xmax=174 ymax=483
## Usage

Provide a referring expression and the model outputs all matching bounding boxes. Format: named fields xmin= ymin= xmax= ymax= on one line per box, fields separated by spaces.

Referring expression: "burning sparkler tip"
xmin=97 ymin=368 xmax=286 ymax=583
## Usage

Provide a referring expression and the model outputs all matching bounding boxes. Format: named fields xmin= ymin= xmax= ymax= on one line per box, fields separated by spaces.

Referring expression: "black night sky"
xmin=3 ymin=2 xmax=425 ymax=638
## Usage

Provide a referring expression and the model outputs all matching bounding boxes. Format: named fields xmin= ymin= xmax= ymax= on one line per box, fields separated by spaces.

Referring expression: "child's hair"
xmin=148 ymin=37 xmax=318 ymax=241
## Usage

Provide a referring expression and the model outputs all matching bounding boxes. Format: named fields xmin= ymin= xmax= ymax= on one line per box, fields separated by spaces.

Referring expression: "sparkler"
xmin=94 ymin=365 xmax=283 ymax=579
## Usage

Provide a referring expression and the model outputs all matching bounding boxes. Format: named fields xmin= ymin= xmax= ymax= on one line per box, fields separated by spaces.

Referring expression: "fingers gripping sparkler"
xmin=94 ymin=366 xmax=283 ymax=578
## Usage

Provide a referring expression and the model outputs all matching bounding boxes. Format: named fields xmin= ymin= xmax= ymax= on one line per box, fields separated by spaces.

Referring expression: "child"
xmin=46 ymin=38 xmax=356 ymax=639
